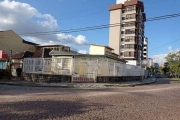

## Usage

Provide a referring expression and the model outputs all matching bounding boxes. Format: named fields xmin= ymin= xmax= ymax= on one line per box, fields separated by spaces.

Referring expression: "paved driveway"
xmin=0 ymin=78 xmax=180 ymax=120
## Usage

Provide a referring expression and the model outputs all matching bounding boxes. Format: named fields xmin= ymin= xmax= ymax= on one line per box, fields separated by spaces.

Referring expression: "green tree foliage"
xmin=165 ymin=51 xmax=180 ymax=78
xmin=158 ymin=67 xmax=164 ymax=74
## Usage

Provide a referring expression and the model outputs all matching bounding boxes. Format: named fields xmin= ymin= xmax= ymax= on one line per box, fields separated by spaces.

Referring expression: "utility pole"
xmin=8 ymin=50 xmax=12 ymax=80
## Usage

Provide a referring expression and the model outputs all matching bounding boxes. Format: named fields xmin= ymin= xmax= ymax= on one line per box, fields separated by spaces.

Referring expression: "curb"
xmin=0 ymin=78 xmax=157 ymax=88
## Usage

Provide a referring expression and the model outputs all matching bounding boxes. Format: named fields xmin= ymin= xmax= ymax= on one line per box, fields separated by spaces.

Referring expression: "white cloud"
xmin=168 ymin=46 xmax=173 ymax=53
xmin=116 ymin=0 xmax=128 ymax=4
xmin=151 ymin=46 xmax=180 ymax=66
xmin=151 ymin=54 xmax=167 ymax=66
xmin=0 ymin=0 xmax=89 ymax=46
xmin=168 ymin=46 xmax=180 ymax=53
xmin=78 ymin=50 xmax=87 ymax=54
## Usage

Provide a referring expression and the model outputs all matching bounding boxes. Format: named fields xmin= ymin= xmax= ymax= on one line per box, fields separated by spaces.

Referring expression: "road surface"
xmin=0 ymin=78 xmax=180 ymax=120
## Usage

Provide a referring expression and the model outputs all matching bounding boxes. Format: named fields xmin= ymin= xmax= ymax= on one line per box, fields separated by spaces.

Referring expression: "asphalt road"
xmin=0 ymin=78 xmax=180 ymax=120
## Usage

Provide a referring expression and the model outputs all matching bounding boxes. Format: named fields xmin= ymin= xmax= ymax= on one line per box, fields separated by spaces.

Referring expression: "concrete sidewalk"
xmin=0 ymin=78 xmax=157 ymax=88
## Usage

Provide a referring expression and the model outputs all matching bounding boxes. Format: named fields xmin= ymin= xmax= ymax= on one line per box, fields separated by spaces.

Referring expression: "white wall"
xmin=89 ymin=45 xmax=105 ymax=55
xmin=126 ymin=60 xmax=137 ymax=66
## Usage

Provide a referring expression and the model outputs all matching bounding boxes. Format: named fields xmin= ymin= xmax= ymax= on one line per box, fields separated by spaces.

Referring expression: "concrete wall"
xmin=22 ymin=73 xmax=71 ymax=83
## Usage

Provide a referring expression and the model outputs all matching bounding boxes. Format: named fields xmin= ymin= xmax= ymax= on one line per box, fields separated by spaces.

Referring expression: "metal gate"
xmin=72 ymin=60 xmax=97 ymax=83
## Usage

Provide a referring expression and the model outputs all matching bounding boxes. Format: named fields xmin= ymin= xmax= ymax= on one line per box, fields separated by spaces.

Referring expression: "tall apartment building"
xmin=109 ymin=0 xmax=146 ymax=66
xmin=143 ymin=37 xmax=148 ymax=59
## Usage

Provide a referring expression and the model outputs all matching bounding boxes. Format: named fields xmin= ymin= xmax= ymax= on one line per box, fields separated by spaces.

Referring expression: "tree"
xmin=165 ymin=51 xmax=180 ymax=78
xmin=158 ymin=67 xmax=164 ymax=74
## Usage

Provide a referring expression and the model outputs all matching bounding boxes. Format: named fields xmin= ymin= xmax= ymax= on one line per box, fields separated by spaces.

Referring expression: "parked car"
xmin=155 ymin=73 xmax=162 ymax=78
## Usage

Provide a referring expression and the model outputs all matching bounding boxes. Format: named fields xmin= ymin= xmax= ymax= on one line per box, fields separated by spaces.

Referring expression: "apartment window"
xmin=120 ymin=52 xmax=123 ymax=56
xmin=120 ymin=45 xmax=124 ymax=49
xmin=121 ymin=31 xmax=125 ymax=34
xmin=124 ymin=22 xmax=136 ymax=27
xmin=122 ymin=17 xmax=125 ymax=20
xmin=125 ymin=37 xmax=135 ymax=42
xmin=125 ymin=29 xmax=135 ymax=34
xmin=126 ymin=6 xmax=136 ymax=12
xmin=124 ymin=52 xmax=134 ymax=57
xmin=121 ymin=38 xmax=124 ymax=42
xmin=126 ymin=14 xmax=136 ymax=19
xmin=122 ymin=10 xmax=125 ymax=13
xmin=125 ymin=44 xmax=134 ymax=49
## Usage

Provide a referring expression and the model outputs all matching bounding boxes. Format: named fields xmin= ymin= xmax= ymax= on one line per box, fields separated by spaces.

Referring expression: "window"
xmin=120 ymin=45 xmax=124 ymax=49
xmin=126 ymin=14 xmax=136 ymax=19
xmin=125 ymin=44 xmax=134 ymax=49
xmin=124 ymin=52 xmax=134 ymax=57
xmin=122 ymin=17 xmax=125 ymax=20
xmin=120 ymin=52 xmax=123 ymax=56
xmin=126 ymin=6 xmax=136 ymax=12
xmin=125 ymin=37 xmax=135 ymax=42
xmin=121 ymin=38 xmax=124 ymax=41
xmin=124 ymin=22 xmax=136 ymax=27
xmin=125 ymin=29 xmax=135 ymax=34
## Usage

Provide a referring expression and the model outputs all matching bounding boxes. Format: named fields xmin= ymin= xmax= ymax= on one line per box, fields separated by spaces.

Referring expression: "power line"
xmin=149 ymin=39 xmax=180 ymax=51
xmin=19 ymin=13 xmax=180 ymax=36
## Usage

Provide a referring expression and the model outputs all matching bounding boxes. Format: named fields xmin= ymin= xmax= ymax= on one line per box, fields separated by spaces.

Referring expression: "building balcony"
xmin=124 ymin=10 xmax=136 ymax=14
xmin=124 ymin=18 xmax=136 ymax=22
xmin=123 ymin=55 xmax=135 ymax=58
xmin=124 ymin=26 xmax=136 ymax=29
xmin=124 ymin=40 xmax=135 ymax=44
xmin=124 ymin=48 xmax=135 ymax=51
xmin=124 ymin=33 xmax=136 ymax=37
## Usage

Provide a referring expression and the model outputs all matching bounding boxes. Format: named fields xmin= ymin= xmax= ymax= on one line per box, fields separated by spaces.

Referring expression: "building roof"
xmin=90 ymin=44 xmax=114 ymax=50
xmin=36 ymin=44 xmax=69 ymax=47
xmin=0 ymin=30 xmax=36 ymax=55
xmin=32 ymin=48 xmax=52 ymax=58
xmin=49 ymin=50 xmax=80 ymax=56
xmin=12 ymin=51 xmax=34 ymax=59
xmin=50 ymin=51 xmax=126 ymax=63
xmin=22 ymin=39 xmax=38 ymax=45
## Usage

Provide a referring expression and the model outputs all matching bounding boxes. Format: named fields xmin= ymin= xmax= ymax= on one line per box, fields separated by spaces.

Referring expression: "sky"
xmin=0 ymin=0 xmax=180 ymax=65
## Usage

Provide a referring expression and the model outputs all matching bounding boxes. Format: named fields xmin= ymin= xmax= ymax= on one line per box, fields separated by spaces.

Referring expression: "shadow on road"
xmin=153 ymin=78 xmax=171 ymax=85
xmin=0 ymin=100 xmax=110 ymax=119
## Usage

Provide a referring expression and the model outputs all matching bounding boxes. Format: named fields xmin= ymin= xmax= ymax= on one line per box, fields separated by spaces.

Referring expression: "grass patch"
xmin=171 ymin=78 xmax=180 ymax=81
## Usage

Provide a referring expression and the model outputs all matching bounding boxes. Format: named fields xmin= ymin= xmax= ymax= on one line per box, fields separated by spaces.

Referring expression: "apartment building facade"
xmin=143 ymin=37 xmax=148 ymax=59
xmin=109 ymin=0 xmax=146 ymax=66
